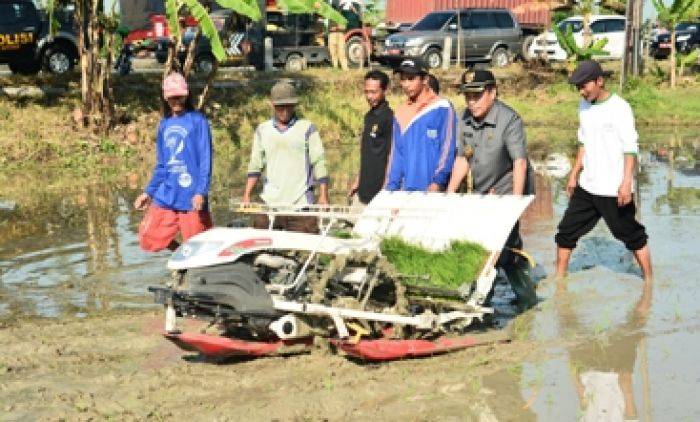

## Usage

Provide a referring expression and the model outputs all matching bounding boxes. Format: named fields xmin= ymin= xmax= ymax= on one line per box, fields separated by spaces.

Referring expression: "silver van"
xmin=380 ymin=8 xmax=523 ymax=69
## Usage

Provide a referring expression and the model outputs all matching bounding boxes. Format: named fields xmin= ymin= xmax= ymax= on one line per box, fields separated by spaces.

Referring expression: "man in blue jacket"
xmin=385 ymin=59 xmax=456 ymax=192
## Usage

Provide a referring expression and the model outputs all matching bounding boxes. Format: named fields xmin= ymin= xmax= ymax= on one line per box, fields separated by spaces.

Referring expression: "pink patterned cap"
xmin=162 ymin=72 xmax=189 ymax=98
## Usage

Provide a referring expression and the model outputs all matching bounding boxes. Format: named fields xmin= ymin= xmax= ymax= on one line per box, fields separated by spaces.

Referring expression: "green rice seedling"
xmin=379 ymin=237 xmax=488 ymax=289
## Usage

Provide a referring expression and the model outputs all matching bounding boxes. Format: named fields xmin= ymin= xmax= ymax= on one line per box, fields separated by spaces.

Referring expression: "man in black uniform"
xmin=349 ymin=70 xmax=394 ymax=205
xmin=447 ymin=69 xmax=537 ymax=309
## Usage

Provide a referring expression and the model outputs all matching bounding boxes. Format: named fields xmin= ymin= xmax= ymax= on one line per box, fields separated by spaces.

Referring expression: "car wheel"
xmin=423 ymin=48 xmax=442 ymax=69
xmin=345 ymin=36 xmax=366 ymax=68
xmin=284 ymin=54 xmax=305 ymax=72
xmin=490 ymin=47 xmax=510 ymax=68
xmin=195 ymin=54 xmax=215 ymax=75
xmin=8 ymin=61 xmax=41 ymax=75
xmin=44 ymin=46 xmax=75 ymax=74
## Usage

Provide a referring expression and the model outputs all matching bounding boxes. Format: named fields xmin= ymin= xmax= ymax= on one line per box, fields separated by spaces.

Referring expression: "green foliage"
xmin=575 ymin=0 xmax=596 ymax=16
xmin=553 ymin=24 xmax=609 ymax=64
xmin=380 ymin=237 xmax=488 ymax=288
xmin=362 ymin=0 xmax=384 ymax=27
xmin=651 ymin=0 xmax=695 ymax=28
xmin=165 ymin=0 xmax=181 ymax=40
xmin=328 ymin=228 xmax=355 ymax=239
xmin=677 ymin=48 xmax=699 ymax=68
xmin=651 ymin=0 xmax=696 ymax=87
xmin=552 ymin=10 xmax=572 ymax=26
xmin=214 ymin=0 xmax=262 ymax=21
xmin=277 ymin=0 xmax=348 ymax=26
xmin=165 ymin=0 xmax=261 ymax=63
xmin=648 ymin=62 xmax=669 ymax=84
xmin=183 ymin=0 xmax=227 ymax=61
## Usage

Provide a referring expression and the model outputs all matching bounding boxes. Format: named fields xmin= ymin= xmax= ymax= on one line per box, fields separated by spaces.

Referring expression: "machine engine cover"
xmin=187 ymin=262 xmax=275 ymax=315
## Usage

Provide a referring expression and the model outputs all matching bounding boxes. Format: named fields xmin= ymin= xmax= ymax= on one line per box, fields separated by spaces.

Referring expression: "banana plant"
xmin=652 ymin=0 xmax=696 ymax=88
xmin=677 ymin=48 xmax=699 ymax=78
xmin=573 ymin=0 xmax=596 ymax=48
xmin=277 ymin=0 xmax=348 ymax=27
xmin=554 ymin=24 xmax=609 ymax=70
xmin=163 ymin=0 xmax=261 ymax=108
xmin=215 ymin=0 xmax=262 ymax=21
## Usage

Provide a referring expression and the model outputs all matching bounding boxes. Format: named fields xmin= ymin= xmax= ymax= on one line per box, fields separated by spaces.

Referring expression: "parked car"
xmin=378 ymin=8 xmax=525 ymax=69
xmin=0 ymin=0 xmax=78 ymax=74
xmin=265 ymin=10 xmax=330 ymax=70
xmin=529 ymin=15 xmax=626 ymax=61
xmin=650 ymin=21 xmax=700 ymax=60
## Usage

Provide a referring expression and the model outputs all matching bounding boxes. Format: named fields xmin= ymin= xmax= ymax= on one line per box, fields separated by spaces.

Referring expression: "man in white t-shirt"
xmin=555 ymin=60 xmax=652 ymax=282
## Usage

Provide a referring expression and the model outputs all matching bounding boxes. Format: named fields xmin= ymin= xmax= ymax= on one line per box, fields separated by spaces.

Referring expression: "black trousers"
xmin=555 ymin=186 xmax=648 ymax=251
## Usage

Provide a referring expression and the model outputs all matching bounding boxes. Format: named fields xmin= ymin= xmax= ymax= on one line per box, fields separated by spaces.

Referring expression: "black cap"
xmin=568 ymin=60 xmax=612 ymax=85
xmin=395 ymin=58 xmax=428 ymax=75
xmin=459 ymin=69 xmax=496 ymax=93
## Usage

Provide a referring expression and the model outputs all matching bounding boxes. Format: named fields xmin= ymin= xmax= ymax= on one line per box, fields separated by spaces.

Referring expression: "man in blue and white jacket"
xmin=385 ymin=59 xmax=457 ymax=192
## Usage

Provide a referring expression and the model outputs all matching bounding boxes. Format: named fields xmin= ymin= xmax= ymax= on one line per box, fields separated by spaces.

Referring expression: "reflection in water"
xmin=0 ymin=174 xmax=155 ymax=318
xmin=556 ymin=278 xmax=652 ymax=421
xmin=0 ymin=145 xmax=362 ymax=319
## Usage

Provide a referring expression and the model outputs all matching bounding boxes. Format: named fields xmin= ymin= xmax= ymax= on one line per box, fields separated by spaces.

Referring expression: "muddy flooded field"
xmin=1 ymin=130 xmax=699 ymax=420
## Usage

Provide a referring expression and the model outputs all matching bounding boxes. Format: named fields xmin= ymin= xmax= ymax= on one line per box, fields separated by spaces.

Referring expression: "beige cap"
xmin=270 ymin=81 xmax=299 ymax=105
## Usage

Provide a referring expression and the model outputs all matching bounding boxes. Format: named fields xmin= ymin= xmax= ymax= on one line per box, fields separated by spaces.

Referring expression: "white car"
xmin=529 ymin=15 xmax=626 ymax=61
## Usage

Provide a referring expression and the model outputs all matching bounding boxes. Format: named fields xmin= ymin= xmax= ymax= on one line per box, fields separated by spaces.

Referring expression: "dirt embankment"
xmin=0 ymin=310 xmax=540 ymax=420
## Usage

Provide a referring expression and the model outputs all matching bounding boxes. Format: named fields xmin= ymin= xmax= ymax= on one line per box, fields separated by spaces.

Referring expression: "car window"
xmin=469 ymin=12 xmax=497 ymax=29
xmin=412 ymin=12 xmax=455 ymax=31
xmin=558 ymin=20 xmax=583 ymax=33
xmin=675 ymin=22 xmax=699 ymax=31
xmin=590 ymin=20 xmax=606 ymax=34
xmin=459 ymin=12 xmax=470 ymax=30
xmin=494 ymin=12 xmax=514 ymax=29
xmin=0 ymin=3 xmax=35 ymax=25
xmin=267 ymin=12 xmax=284 ymax=27
xmin=604 ymin=19 xmax=625 ymax=32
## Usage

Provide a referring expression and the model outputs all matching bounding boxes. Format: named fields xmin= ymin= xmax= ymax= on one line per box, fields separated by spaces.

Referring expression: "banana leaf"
xmin=165 ymin=0 xmax=181 ymax=40
xmin=677 ymin=48 xmax=700 ymax=66
xmin=312 ymin=0 xmax=348 ymax=26
xmin=590 ymin=37 xmax=609 ymax=52
xmin=215 ymin=0 xmax=262 ymax=21
xmin=553 ymin=25 xmax=577 ymax=56
xmin=276 ymin=0 xmax=313 ymax=13
xmin=277 ymin=0 xmax=348 ymax=27
xmin=183 ymin=0 xmax=227 ymax=61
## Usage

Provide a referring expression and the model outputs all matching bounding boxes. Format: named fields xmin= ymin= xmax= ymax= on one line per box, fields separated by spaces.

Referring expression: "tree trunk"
xmin=197 ymin=60 xmax=219 ymax=110
xmin=670 ymin=28 xmax=677 ymax=88
xmin=76 ymin=0 xmax=115 ymax=133
xmin=582 ymin=13 xmax=592 ymax=48
xmin=182 ymin=29 xmax=201 ymax=77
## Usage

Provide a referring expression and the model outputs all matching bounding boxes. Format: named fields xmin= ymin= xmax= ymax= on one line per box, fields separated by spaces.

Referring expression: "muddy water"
xmin=484 ymin=136 xmax=700 ymax=420
xmin=0 ymin=145 xmax=360 ymax=319
xmin=1 ymin=131 xmax=699 ymax=419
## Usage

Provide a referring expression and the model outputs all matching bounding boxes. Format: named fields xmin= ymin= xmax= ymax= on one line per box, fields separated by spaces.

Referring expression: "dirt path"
xmin=0 ymin=310 xmax=540 ymax=420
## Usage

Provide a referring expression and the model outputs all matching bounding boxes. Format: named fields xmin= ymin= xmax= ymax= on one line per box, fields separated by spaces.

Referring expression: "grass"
xmin=2 ymin=66 xmax=700 ymax=170
xmin=380 ymin=236 xmax=488 ymax=289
